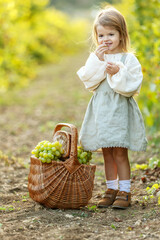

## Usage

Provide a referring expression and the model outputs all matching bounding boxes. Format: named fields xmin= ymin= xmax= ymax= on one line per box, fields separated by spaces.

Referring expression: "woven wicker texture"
xmin=53 ymin=129 xmax=71 ymax=159
xmin=28 ymin=123 xmax=96 ymax=209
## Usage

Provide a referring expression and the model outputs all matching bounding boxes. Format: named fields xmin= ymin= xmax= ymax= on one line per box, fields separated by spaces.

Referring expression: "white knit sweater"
xmin=77 ymin=52 xmax=143 ymax=97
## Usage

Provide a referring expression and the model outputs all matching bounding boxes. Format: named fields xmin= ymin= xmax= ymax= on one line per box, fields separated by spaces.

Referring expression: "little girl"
xmin=77 ymin=6 xmax=147 ymax=209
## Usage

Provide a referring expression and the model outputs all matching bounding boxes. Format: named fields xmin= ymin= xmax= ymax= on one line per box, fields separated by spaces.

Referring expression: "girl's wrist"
xmin=94 ymin=52 xmax=104 ymax=61
xmin=97 ymin=55 xmax=104 ymax=61
xmin=115 ymin=66 xmax=120 ymax=74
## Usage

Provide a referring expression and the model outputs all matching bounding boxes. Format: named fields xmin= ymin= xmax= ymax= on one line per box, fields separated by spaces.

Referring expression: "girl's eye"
xmin=98 ymin=35 xmax=103 ymax=38
xmin=110 ymin=34 xmax=114 ymax=36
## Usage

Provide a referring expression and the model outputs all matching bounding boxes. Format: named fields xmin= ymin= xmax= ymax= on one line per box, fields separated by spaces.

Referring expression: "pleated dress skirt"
xmin=79 ymin=77 xmax=147 ymax=152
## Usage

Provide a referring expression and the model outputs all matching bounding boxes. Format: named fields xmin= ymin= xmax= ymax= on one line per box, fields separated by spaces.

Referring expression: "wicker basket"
xmin=28 ymin=123 xmax=96 ymax=209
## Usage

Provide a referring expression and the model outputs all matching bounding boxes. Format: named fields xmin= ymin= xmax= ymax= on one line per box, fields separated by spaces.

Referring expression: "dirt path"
xmin=0 ymin=52 xmax=160 ymax=240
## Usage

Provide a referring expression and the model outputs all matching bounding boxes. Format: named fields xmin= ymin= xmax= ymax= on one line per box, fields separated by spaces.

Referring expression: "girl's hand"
xmin=106 ymin=62 xmax=119 ymax=76
xmin=95 ymin=43 xmax=108 ymax=61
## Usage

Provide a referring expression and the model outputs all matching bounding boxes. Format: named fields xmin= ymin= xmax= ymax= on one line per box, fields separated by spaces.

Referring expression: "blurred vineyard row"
xmin=115 ymin=0 xmax=160 ymax=132
xmin=0 ymin=0 xmax=88 ymax=92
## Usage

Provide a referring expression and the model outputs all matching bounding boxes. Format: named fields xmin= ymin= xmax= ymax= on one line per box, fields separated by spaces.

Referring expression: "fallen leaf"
xmin=127 ymin=226 xmax=133 ymax=231
xmin=141 ymin=177 xmax=147 ymax=183
xmin=134 ymin=220 xmax=142 ymax=226
xmin=65 ymin=214 xmax=74 ymax=219
xmin=114 ymin=217 xmax=123 ymax=222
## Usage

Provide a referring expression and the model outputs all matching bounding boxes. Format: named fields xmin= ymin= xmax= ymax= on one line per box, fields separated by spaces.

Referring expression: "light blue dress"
xmin=79 ymin=55 xmax=147 ymax=152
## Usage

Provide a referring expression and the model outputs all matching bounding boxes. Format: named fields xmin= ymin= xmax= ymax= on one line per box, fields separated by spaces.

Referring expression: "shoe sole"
xmin=97 ymin=205 xmax=110 ymax=208
xmin=112 ymin=204 xmax=131 ymax=210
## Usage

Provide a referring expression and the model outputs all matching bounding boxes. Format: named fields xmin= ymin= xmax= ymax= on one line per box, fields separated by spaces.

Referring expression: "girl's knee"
xmin=113 ymin=147 xmax=128 ymax=162
xmin=102 ymin=147 xmax=113 ymax=156
xmin=102 ymin=147 xmax=114 ymax=162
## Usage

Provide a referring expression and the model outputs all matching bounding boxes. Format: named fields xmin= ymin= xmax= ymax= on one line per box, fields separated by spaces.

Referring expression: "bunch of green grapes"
xmin=77 ymin=146 xmax=92 ymax=164
xmin=31 ymin=140 xmax=64 ymax=163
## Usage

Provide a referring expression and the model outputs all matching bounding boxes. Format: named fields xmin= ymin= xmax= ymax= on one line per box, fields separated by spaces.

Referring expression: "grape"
xmin=80 ymin=152 xmax=87 ymax=158
xmin=78 ymin=159 xmax=82 ymax=164
xmin=43 ymin=153 xmax=47 ymax=158
xmin=54 ymin=141 xmax=60 ymax=148
xmin=48 ymin=143 xmax=52 ymax=148
xmin=31 ymin=150 xmax=36 ymax=155
xmin=43 ymin=143 xmax=48 ymax=147
xmin=55 ymin=150 xmax=60 ymax=157
xmin=77 ymin=146 xmax=92 ymax=164
xmin=60 ymin=148 xmax=64 ymax=154
xmin=39 ymin=152 xmax=43 ymax=157
xmin=41 ymin=158 xmax=46 ymax=163
xmin=40 ymin=145 xmax=44 ymax=150
xmin=52 ymin=147 xmax=56 ymax=152
xmin=31 ymin=140 xmax=65 ymax=164
xmin=31 ymin=141 xmax=92 ymax=165
xmin=81 ymin=158 xmax=86 ymax=164
xmin=47 ymin=153 xmax=52 ymax=158
xmin=46 ymin=159 xmax=51 ymax=163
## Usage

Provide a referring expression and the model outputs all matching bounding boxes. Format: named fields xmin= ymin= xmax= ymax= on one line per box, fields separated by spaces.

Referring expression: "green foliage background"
xmin=49 ymin=0 xmax=113 ymax=11
xmin=0 ymin=0 xmax=88 ymax=92
xmin=115 ymin=0 xmax=160 ymax=132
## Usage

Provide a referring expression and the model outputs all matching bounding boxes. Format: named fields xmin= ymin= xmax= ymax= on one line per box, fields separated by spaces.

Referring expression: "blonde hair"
xmin=92 ymin=6 xmax=130 ymax=52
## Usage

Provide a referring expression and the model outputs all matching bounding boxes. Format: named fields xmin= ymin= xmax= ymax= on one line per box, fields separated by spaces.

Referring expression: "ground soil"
xmin=0 ymin=52 xmax=160 ymax=240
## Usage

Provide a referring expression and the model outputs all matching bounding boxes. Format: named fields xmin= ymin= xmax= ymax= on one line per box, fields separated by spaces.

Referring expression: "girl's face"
xmin=96 ymin=25 xmax=121 ymax=54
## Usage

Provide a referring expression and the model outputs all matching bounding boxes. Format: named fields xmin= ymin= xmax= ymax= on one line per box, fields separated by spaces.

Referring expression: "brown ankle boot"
xmin=97 ymin=189 xmax=118 ymax=208
xmin=112 ymin=191 xmax=131 ymax=209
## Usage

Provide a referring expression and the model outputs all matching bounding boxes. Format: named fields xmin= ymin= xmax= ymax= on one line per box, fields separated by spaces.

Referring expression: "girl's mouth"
xmin=105 ymin=42 xmax=112 ymax=47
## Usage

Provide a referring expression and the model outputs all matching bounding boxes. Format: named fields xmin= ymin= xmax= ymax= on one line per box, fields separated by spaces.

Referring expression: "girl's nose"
xmin=103 ymin=36 xmax=109 ymax=41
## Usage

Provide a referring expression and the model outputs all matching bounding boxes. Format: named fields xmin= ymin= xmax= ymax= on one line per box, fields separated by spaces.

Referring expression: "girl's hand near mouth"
xmin=95 ymin=43 xmax=109 ymax=61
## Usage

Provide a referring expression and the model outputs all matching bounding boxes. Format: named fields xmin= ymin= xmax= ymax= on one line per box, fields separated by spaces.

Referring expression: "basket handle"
xmin=53 ymin=123 xmax=78 ymax=161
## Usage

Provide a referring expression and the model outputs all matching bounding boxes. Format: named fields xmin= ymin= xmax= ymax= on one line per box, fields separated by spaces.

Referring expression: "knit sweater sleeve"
xmin=107 ymin=53 xmax=143 ymax=97
xmin=77 ymin=52 xmax=107 ymax=91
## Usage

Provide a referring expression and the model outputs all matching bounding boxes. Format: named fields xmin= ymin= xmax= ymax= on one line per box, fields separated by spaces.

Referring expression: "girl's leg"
xmin=112 ymin=147 xmax=131 ymax=209
xmin=98 ymin=148 xmax=118 ymax=208
xmin=102 ymin=147 xmax=117 ymax=180
xmin=112 ymin=147 xmax=130 ymax=180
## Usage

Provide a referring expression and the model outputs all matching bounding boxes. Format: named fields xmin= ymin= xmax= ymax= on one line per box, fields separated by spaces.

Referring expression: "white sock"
xmin=106 ymin=179 xmax=118 ymax=190
xmin=119 ymin=180 xmax=131 ymax=193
